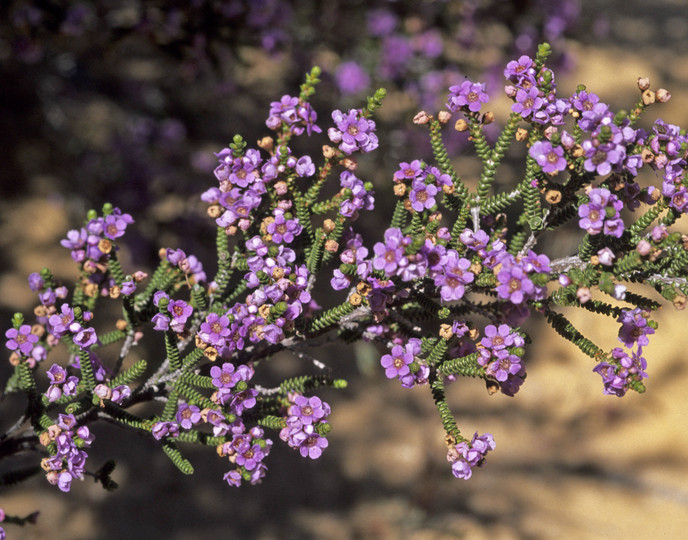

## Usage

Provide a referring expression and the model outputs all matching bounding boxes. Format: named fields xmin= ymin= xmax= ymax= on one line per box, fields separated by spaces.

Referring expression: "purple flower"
xmin=198 ymin=313 xmax=231 ymax=347
xmin=582 ymin=140 xmax=625 ymax=176
xmin=151 ymin=313 xmax=170 ymax=331
xmin=529 ymin=140 xmax=566 ymax=174
xmin=485 ymin=349 xmax=524 ymax=382
xmin=294 ymin=155 xmax=315 ymax=177
xmin=372 ymin=228 xmax=408 ymax=276
xmin=512 ymin=87 xmax=544 ymax=118
xmin=47 ymin=364 xmax=68 ymax=385
xmin=168 ymin=299 xmax=193 ymax=330
xmin=73 ymin=327 xmax=97 ymax=349
xmin=480 ymin=324 xmax=521 ymax=353
xmin=409 ymin=178 xmax=439 ymax=212
xmin=380 ymin=344 xmax=414 ymax=379
xmin=393 ymin=160 xmax=423 ymax=182
xmin=102 ymin=212 xmax=134 ymax=240
xmin=267 ymin=209 xmax=302 ymax=244
xmin=281 ymin=422 xmax=329 ymax=460
xmin=504 ymin=55 xmax=535 ymax=84
xmin=176 ymin=403 xmax=202 ymax=430
xmin=496 ymin=263 xmax=535 ymax=304
xmin=288 ymin=395 xmax=330 ymax=425
xmin=617 ymin=308 xmax=654 ymax=350
xmin=5 ymin=324 xmax=39 ymax=355
xmin=210 ymin=362 xmax=237 ymax=389
xmin=446 ymin=80 xmax=489 ymax=113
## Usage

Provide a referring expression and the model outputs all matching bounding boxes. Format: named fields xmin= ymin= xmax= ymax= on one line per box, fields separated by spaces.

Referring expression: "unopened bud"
xmin=413 ymin=111 xmax=430 ymax=125
xmin=576 ymin=286 xmax=591 ymax=304
xmin=642 ymin=89 xmax=655 ymax=105
xmin=439 ymin=324 xmax=453 ymax=339
xmin=437 ymin=110 xmax=452 ymax=124
xmin=394 ymin=183 xmax=407 ymax=197
xmin=257 ymin=136 xmax=274 ymax=151
xmin=9 ymin=351 xmax=21 ymax=366
xmin=515 ymin=127 xmax=529 ymax=142
xmin=481 ymin=111 xmax=495 ymax=125
xmin=545 ymin=189 xmax=562 ymax=204
xmin=636 ymin=239 xmax=652 ymax=256
xmin=349 ymin=293 xmax=362 ymax=306
xmin=356 ymin=281 xmax=372 ymax=296
xmin=207 ymin=204 xmax=223 ymax=218
xmin=325 ymin=239 xmax=339 ymax=252
xmin=203 ymin=346 xmax=218 ymax=361
xmin=656 ymin=88 xmax=671 ymax=103
xmin=673 ymin=294 xmax=687 ymax=310
xmin=637 ymin=77 xmax=651 ymax=91
xmin=98 ymin=239 xmax=113 ymax=254
xmin=340 ymin=157 xmax=357 ymax=171
xmin=322 ymin=145 xmax=336 ymax=159
xmin=454 ymin=118 xmax=469 ymax=132
xmin=323 ymin=219 xmax=336 ymax=233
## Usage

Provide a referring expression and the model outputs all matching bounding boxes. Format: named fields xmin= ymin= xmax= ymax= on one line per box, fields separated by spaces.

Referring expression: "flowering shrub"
xmin=2 ymin=42 xmax=688 ymax=535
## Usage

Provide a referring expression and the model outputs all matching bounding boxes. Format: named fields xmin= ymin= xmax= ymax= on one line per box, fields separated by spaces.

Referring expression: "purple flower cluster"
xmin=647 ymin=119 xmax=688 ymax=212
xmin=503 ymin=54 xmax=570 ymax=125
xmin=280 ymin=393 xmax=331 ymax=459
xmin=152 ymin=421 xmax=179 ymax=440
xmin=151 ymin=291 xmax=193 ymax=333
xmin=447 ymin=432 xmax=496 ymax=480
xmin=60 ymin=208 xmax=133 ymax=264
xmin=45 ymin=364 xmax=79 ymax=403
xmin=339 ymin=171 xmax=375 ymax=219
xmin=206 ymin=147 xmax=271 ymax=233
xmin=210 ymin=362 xmax=258 ymax=417
xmin=328 ymin=109 xmax=379 ymax=154
xmin=40 ymin=414 xmax=94 ymax=492
xmin=266 ymin=95 xmax=321 ymax=136
xmin=380 ymin=337 xmax=429 ymax=388
xmin=372 ymin=227 xmax=446 ymax=283
xmin=478 ymin=324 xmax=526 ymax=396
xmin=593 ymin=348 xmax=647 ymax=397
xmin=593 ymin=308 xmax=654 ymax=397
xmin=495 ymin=250 xmax=551 ymax=305
xmin=578 ymin=187 xmax=624 ymax=238
xmin=164 ymin=248 xmax=207 ymax=284
xmin=219 ymin=424 xmax=273 ymax=486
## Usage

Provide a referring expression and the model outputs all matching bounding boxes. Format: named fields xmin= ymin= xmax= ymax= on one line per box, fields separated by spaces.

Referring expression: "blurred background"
xmin=1 ymin=0 xmax=687 ymax=538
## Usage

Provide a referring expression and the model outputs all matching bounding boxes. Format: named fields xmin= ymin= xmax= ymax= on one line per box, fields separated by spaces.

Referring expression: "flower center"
xmin=591 ymin=150 xmax=608 ymax=166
